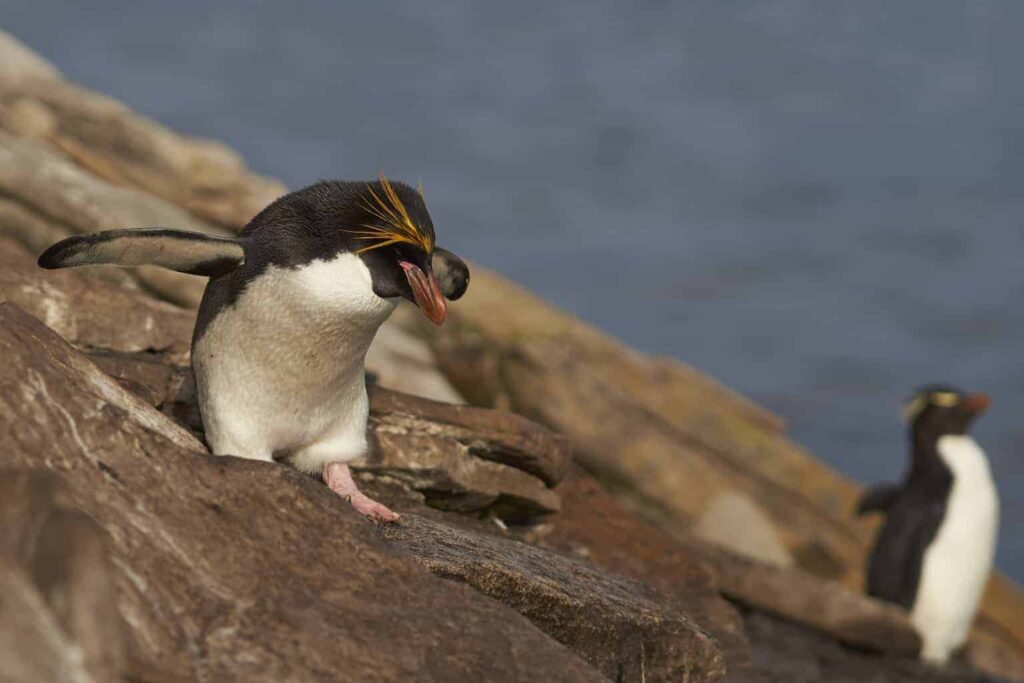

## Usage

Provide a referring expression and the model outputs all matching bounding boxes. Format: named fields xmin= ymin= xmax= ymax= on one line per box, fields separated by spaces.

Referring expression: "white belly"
xmin=911 ymin=435 xmax=999 ymax=663
xmin=192 ymin=254 xmax=397 ymax=471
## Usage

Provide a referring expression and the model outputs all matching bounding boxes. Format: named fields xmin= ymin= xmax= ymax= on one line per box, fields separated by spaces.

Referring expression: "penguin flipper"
xmin=38 ymin=228 xmax=245 ymax=278
xmin=856 ymin=483 xmax=901 ymax=516
xmin=432 ymin=246 xmax=470 ymax=301
xmin=865 ymin=498 xmax=947 ymax=609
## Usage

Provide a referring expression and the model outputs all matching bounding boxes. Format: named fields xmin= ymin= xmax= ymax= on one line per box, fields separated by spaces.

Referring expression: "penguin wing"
xmin=856 ymin=483 xmax=900 ymax=515
xmin=432 ymin=246 xmax=470 ymax=301
xmin=38 ymin=229 xmax=245 ymax=278
xmin=865 ymin=496 xmax=947 ymax=609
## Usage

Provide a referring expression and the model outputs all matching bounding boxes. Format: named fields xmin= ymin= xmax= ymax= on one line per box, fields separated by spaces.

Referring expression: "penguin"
xmin=38 ymin=175 xmax=469 ymax=523
xmin=857 ymin=385 xmax=998 ymax=663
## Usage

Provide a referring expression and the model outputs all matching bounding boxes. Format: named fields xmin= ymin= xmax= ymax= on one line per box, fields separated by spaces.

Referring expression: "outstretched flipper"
xmin=432 ymin=246 xmax=470 ymax=301
xmin=38 ymin=228 xmax=245 ymax=278
xmin=857 ymin=483 xmax=901 ymax=515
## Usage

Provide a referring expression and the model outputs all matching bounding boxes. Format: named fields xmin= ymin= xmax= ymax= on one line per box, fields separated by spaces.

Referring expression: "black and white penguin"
xmin=39 ymin=175 xmax=469 ymax=523
xmin=858 ymin=385 xmax=998 ymax=663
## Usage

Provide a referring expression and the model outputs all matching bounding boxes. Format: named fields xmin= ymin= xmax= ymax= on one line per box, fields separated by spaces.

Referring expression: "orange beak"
xmin=961 ymin=393 xmax=991 ymax=417
xmin=399 ymin=261 xmax=447 ymax=325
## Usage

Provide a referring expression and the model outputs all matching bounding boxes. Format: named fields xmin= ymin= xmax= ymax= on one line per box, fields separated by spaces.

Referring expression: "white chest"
xmin=911 ymin=435 xmax=999 ymax=662
xmin=192 ymin=253 xmax=398 ymax=458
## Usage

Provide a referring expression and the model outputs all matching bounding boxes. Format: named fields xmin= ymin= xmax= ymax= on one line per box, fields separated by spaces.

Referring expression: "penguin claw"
xmin=324 ymin=462 xmax=401 ymax=524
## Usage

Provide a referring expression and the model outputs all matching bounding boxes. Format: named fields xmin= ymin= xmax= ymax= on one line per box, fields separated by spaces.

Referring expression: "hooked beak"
xmin=961 ymin=392 xmax=991 ymax=419
xmin=399 ymin=261 xmax=447 ymax=325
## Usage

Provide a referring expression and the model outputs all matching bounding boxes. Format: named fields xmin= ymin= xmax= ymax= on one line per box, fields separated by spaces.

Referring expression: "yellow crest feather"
xmin=351 ymin=172 xmax=434 ymax=255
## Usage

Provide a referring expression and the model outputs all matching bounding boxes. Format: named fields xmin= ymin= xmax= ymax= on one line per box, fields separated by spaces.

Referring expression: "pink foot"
xmin=323 ymin=462 xmax=400 ymax=523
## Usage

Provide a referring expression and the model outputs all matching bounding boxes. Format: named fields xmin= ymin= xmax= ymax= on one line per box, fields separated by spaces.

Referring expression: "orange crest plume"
xmin=352 ymin=172 xmax=434 ymax=255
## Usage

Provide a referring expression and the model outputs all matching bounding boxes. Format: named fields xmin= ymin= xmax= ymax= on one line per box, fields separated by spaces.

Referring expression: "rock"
xmin=0 ymin=302 xmax=604 ymax=682
xmin=683 ymin=537 xmax=921 ymax=657
xmin=0 ymin=561 xmax=97 ymax=683
xmin=743 ymin=610 xmax=991 ymax=683
xmin=691 ymin=492 xmax=794 ymax=568
xmin=0 ymin=237 xmax=193 ymax=359
xmin=382 ymin=513 xmax=726 ymax=682
xmin=0 ymin=30 xmax=61 ymax=84
xmin=0 ymin=131 xmax=221 ymax=307
xmin=0 ymin=33 xmax=285 ymax=230
xmin=529 ymin=468 xmax=755 ymax=678
xmin=402 ymin=265 xmax=1024 ymax=679
xmin=0 ymin=470 xmax=126 ymax=683
xmin=361 ymin=386 xmax=564 ymax=521
xmin=366 ymin=319 xmax=465 ymax=403
xmin=368 ymin=385 xmax=571 ymax=488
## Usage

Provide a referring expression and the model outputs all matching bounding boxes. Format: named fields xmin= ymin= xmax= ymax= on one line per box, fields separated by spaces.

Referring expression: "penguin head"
xmin=902 ymin=385 xmax=991 ymax=436
xmin=248 ymin=175 xmax=456 ymax=324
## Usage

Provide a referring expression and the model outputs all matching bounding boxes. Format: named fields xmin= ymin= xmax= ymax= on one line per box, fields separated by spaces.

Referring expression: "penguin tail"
xmin=38 ymin=228 xmax=245 ymax=278
xmin=856 ymin=483 xmax=900 ymax=516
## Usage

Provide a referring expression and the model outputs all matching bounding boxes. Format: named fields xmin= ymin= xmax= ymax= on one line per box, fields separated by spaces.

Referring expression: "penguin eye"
xmin=930 ymin=392 xmax=961 ymax=408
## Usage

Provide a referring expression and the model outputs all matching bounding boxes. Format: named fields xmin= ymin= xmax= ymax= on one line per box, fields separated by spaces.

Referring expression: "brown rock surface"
xmin=401 ymin=264 xmax=1024 ymax=679
xmin=688 ymin=538 xmax=922 ymax=657
xmin=360 ymin=386 xmax=564 ymax=520
xmin=0 ymin=302 xmax=604 ymax=682
xmin=367 ymin=385 xmax=571 ymax=487
xmin=382 ymin=513 xmax=725 ymax=682
xmin=0 ymin=469 xmax=126 ymax=683
xmin=530 ymin=469 xmax=754 ymax=678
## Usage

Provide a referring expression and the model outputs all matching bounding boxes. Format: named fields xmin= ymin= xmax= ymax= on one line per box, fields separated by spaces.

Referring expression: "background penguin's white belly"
xmin=911 ymin=435 xmax=999 ymax=663
xmin=193 ymin=255 xmax=397 ymax=465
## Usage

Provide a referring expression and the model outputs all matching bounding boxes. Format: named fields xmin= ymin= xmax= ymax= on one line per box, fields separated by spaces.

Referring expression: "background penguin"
xmin=858 ymin=385 xmax=998 ymax=663
xmin=39 ymin=175 xmax=469 ymax=523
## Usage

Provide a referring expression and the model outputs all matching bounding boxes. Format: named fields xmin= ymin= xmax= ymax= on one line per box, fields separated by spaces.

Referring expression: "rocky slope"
xmin=0 ymin=29 xmax=1020 ymax=682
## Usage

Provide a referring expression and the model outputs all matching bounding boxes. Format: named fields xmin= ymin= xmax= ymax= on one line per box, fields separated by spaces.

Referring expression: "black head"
xmin=243 ymin=174 xmax=447 ymax=324
xmin=903 ymin=384 xmax=990 ymax=441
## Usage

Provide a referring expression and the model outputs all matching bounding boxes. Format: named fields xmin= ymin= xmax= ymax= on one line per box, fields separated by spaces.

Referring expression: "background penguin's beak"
xmin=399 ymin=260 xmax=447 ymax=325
xmin=961 ymin=393 xmax=991 ymax=419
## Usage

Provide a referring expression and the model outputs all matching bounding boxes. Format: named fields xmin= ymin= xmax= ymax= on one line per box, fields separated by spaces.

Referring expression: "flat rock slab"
xmin=368 ymin=385 xmax=571 ymax=487
xmin=382 ymin=513 xmax=725 ymax=682
xmin=360 ymin=386 xmax=567 ymax=520
xmin=0 ymin=302 xmax=602 ymax=682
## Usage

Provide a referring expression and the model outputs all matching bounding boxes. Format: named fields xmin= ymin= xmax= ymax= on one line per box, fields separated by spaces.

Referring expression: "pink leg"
xmin=323 ymin=462 xmax=400 ymax=523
